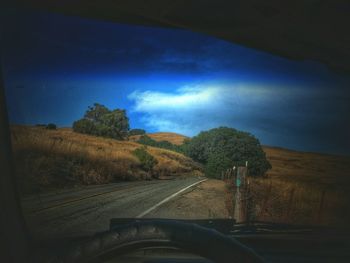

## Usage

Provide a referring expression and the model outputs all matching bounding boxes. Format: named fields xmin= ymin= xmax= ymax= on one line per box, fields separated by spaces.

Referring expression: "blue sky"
xmin=2 ymin=10 xmax=350 ymax=155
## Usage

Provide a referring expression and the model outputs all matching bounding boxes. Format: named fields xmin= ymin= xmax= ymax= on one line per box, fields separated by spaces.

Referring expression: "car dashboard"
xmin=103 ymin=219 xmax=350 ymax=263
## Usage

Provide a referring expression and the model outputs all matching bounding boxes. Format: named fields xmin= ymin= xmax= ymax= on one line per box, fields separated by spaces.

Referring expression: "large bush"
xmin=132 ymin=146 xmax=158 ymax=172
xmin=205 ymin=152 xmax=233 ymax=178
xmin=184 ymin=127 xmax=271 ymax=178
xmin=73 ymin=103 xmax=129 ymax=140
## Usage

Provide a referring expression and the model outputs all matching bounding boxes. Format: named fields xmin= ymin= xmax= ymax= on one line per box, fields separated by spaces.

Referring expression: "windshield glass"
xmin=2 ymin=9 xmax=350 ymax=244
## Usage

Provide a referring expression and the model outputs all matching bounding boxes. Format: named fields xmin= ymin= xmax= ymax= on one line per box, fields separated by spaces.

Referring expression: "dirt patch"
xmin=146 ymin=179 xmax=230 ymax=219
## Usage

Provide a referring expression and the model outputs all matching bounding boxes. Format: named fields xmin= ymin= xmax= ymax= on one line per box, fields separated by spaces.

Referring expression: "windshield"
xmin=2 ymin=9 xmax=350 ymax=244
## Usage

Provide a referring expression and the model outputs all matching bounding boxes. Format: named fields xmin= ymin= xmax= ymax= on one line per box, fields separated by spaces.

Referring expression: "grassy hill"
xmin=251 ymin=146 xmax=350 ymax=226
xmin=11 ymin=126 xmax=202 ymax=194
xmin=262 ymin=146 xmax=350 ymax=187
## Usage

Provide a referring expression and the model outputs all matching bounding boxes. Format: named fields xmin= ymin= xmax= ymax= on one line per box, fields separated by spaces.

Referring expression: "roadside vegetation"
xmin=11 ymin=126 xmax=202 ymax=195
xmin=132 ymin=146 xmax=158 ymax=175
xmin=136 ymin=134 xmax=184 ymax=153
xmin=240 ymin=147 xmax=350 ymax=226
xmin=183 ymin=127 xmax=271 ymax=178
xmin=220 ymin=146 xmax=350 ymax=227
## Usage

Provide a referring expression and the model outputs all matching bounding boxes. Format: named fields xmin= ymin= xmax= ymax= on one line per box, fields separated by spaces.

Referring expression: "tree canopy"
xmin=73 ymin=103 xmax=129 ymax=140
xmin=183 ymin=127 xmax=271 ymax=178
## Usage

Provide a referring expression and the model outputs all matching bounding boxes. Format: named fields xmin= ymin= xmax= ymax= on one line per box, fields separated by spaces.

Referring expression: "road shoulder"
xmin=145 ymin=179 xmax=230 ymax=219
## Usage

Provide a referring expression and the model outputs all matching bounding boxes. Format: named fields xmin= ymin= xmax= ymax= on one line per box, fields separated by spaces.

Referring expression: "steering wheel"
xmin=62 ymin=220 xmax=265 ymax=263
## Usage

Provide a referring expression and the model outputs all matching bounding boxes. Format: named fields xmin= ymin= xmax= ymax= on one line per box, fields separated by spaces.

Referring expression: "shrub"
xmin=184 ymin=127 xmax=271 ymax=177
xmin=46 ymin=123 xmax=57 ymax=130
xmin=129 ymin=129 xmax=146 ymax=136
xmin=132 ymin=146 xmax=158 ymax=172
xmin=137 ymin=135 xmax=183 ymax=153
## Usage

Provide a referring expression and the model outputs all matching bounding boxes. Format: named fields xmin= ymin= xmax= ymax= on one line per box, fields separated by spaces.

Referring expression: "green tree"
xmin=184 ymin=127 xmax=271 ymax=177
xmin=205 ymin=151 xmax=233 ymax=178
xmin=73 ymin=103 xmax=129 ymax=140
xmin=84 ymin=103 xmax=110 ymax=122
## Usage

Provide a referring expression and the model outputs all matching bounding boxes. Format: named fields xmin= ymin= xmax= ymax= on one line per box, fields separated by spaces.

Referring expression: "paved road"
xmin=21 ymin=177 xmax=205 ymax=239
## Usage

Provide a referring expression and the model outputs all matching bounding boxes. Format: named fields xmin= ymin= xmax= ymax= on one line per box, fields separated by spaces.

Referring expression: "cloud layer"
xmin=128 ymin=84 xmax=294 ymax=136
xmin=128 ymin=84 xmax=350 ymax=155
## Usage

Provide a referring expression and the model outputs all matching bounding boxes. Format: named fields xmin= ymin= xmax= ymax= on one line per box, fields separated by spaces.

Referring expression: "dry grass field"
xmin=10 ymin=126 xmax=202 ymax=195
xmin=262 ymin=146 xmax=350 ymax=187
xmin=249 ymin=146 xmax=350 ymax=226
xmin=129 ymin=132 xmax=188 ymax=145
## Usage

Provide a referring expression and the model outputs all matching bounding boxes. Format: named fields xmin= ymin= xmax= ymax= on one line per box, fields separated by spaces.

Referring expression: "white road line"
xmin=136 ymin=179 xmax=208 ymax=218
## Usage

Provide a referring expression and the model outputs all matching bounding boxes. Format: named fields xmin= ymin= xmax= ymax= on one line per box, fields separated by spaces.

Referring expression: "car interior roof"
xmin=11 ymin=0 xmax=350 ymax=74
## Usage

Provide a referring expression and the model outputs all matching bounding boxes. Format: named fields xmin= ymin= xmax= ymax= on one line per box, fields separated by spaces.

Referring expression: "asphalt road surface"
xmin=21 ymin=177 xmax=205 ymax=239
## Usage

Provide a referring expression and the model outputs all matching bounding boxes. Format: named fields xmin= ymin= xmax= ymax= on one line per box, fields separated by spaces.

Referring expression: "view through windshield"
xmin=2 ymin=9 xmax=350 ymax=244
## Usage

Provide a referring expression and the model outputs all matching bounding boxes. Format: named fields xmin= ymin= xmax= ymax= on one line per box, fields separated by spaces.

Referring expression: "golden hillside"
xmin=129 ymin=132 xmax=188 ymax=145
xmin=252 ymin=146 xmax=350 ymax=226
xmin=262 ymin=146 xmax=350 ymax=187
xmin=11 ymin=126 xmax=202 ymax=194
